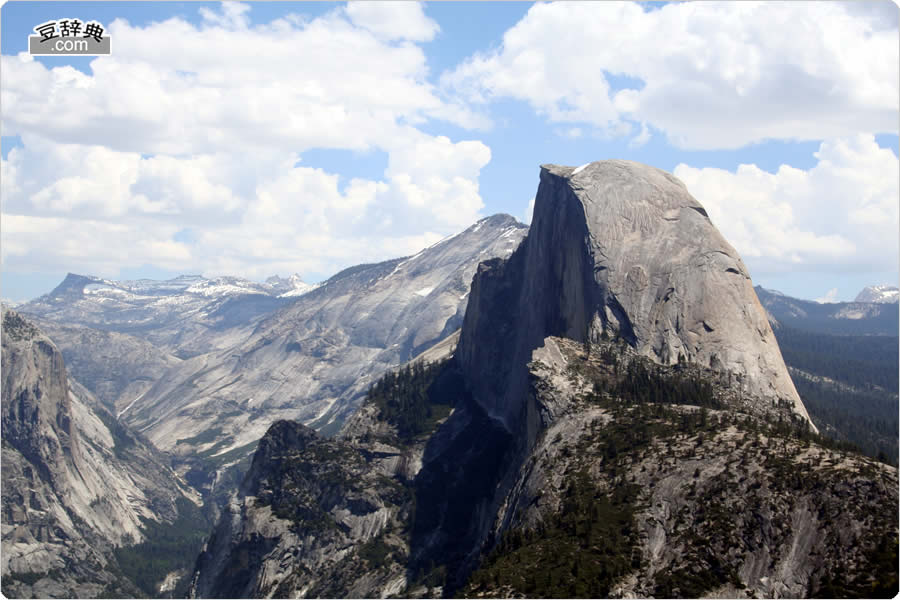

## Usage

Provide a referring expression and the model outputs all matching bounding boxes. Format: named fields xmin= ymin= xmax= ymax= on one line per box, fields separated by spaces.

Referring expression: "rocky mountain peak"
xmin=46 ymin=273 xmax=105 ymax=300
xmin=265 ymin=274 xmax=297 ymax=285
xmin=253 ymin=420 xmax=318 ymax=461
xmin=474 ymin=213 xmax=520 ymax=228
xmin=855 ymin=284 xmax=899 ymax=304
xmin=458 ymin=160 xmax=813 ymax=435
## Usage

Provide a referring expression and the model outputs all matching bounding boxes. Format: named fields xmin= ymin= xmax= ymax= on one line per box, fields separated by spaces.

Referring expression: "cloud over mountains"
xmin=1 ymin=1 xmax=896 ymax=288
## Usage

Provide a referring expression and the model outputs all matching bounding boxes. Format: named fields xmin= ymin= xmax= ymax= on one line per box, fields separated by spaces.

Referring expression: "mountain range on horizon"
xmin=7 ymin=271 xmax=897 ymax=312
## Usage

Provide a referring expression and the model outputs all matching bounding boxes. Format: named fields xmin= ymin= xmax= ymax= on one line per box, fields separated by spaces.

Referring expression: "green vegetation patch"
xmin=358 ymin=534 xmax=395 ymax=569
xmin=113 ymin=497 xmax=211 ymax=598
xmin=594 ymin=355 xmax=721 ymax=409
xmin=2 ymin=311 xmax=40 ymax=342
xmin=175 ymin=426 xmax=223 ymax=448
xmin=464 ymin=473 xmax=641 ymax=598
xmin=92 ymin=408 xmax=136 ymax=459
xmin=366 ymin=358 xmax=466 ymax=444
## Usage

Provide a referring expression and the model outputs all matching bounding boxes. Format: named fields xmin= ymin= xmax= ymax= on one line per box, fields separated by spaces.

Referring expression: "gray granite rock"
xmin=459 ymin=160 xmax=814 ymax=436
xmin=1 ymin=309 xmax=200 ymax=598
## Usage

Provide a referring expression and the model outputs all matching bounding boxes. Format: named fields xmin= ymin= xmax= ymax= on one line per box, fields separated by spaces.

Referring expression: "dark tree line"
xmin=594 ymin=358 xmax=720 ymax=409
xmin=366 ymin=358 xmax=464 ymax=442
xmin=112 ymin=498 xmax=211 ymax=598
xmin=772 ymin=326 xmax=898 ymax=466
xmin=774 ymin=327 xmax=898 ymax=392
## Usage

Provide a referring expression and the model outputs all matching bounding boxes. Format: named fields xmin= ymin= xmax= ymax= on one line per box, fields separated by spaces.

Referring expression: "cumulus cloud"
xmin=1 ymin=5 xmax=477 ymax=155
xmin=674 ymin=135 xmax=899 ymax=276
xmin=345 ymin=1 xmax=439 ymax=42
xmin=442 ymin=1 xmax=898 ymax=149
xmin=0 ymin=3 xmax=488 ymax=280
xmin=1 ymin=132 xmax=489 ymax=279
xmin=815 ymin=288 xmax=840 ymax=304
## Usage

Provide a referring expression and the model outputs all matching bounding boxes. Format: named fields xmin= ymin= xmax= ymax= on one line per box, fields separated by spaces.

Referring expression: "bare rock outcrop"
xmin=458 ymin=160 xmax=813 ymax=436
xmin=1 ymin=309 xmax=200 ymax=598
xmin=464 ymin=336 xmax=898 ymax=598
xmin=190 ymin=420 xmax=411 ymax=599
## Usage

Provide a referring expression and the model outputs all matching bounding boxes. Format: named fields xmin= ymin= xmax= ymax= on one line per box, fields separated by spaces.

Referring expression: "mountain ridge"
xmin=756 ymin=285 xmax=898 ymax=336
xmin=855 ymin=284 xmax=900 ymax=305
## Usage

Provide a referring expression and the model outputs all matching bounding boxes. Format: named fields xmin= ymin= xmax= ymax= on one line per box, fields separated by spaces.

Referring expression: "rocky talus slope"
xmin=1 ymin=310 xmax=201 ymax=598
xmin=28 ymin=319 xmax=182 ymax=415
xmin=191 ymin=162 xmax=896 ymax=598
xmin=189 ymin=420 xmax=414 ymax=599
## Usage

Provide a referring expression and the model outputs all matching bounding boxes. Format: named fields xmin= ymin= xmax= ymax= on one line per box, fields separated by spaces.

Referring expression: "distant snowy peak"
xmin=47 ymin=273 xmax=111 ymax=299
xmin=854 ymin=284 xmax=899 ymax=304
xmin=118 ymin=274 xmax=206 ymax=295
xmin=44 ymin=273 xmax=298 ymax=301
xmin=265 ymin=273 xmax=315 ymax=297
xmin=184 ymin=276 xmax=272 ymax=297
xmin=278 ymin=283 xmax=317 ymax=298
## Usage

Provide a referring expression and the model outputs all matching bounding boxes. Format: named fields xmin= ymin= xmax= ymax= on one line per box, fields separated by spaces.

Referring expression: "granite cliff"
xmin=458 ymin=160 xmax=813 ymax=439
xmin=1 ymin=310 xmax=201 ymax=598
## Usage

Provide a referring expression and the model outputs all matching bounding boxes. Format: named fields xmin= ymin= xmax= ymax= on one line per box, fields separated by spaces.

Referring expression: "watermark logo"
xmin=29 ymin=19 xmax=111 ymax=55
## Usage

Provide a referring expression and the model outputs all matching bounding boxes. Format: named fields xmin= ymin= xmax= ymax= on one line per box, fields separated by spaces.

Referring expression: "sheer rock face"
xmin=458 ymin=160 xmax=813 ymax=435
xmin=1 ymin=309 xmax=199 ymax=598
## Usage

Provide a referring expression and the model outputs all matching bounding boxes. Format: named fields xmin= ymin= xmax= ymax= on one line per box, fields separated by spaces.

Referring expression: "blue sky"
xmin=1 ymin=1 xmax=898 ymax=303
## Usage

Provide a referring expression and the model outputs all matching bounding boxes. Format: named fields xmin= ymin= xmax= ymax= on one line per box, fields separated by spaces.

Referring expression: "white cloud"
xmin=1 ymin=214 xmax=191 ymax=274
xmin=554 ymin=127 xmax=583 ymax=139
xmin=345 ymin=1 xmax=439 ymax=42
xmin=524 ymin=197 xmax=535 ymax=225
xmin=199 ymin=1 xmax=251 ymax=29
xmin=628 ymin=122 xmax=651 ymax=148
xmin=0 ymin=3 xmax=488 ymax=281
xmin=1 ymin=131 xmax=489 ymax=279
xmin=815 ymin=288 xmax=839 ymax=304
xmin=443 ymin=1 xmax=898 ymax=149
xmin=1 ymin=4 xmax=479 ymax=154
xmin=674 ymin=134 xmax=899 ymax=276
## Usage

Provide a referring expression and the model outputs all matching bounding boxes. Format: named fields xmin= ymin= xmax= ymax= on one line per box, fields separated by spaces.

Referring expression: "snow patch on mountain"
xmin=266 ymin=274 xmax=314 ymax=297
xmin=855 ymin=284 xmax=900 ymax=304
